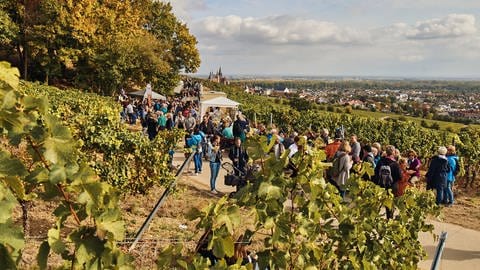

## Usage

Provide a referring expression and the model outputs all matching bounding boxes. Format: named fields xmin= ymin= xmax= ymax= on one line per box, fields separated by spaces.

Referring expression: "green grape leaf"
xmin=258 ymin=182 xmax=282 ymax=200
xmin=48 ymin=164 xmax=67 ymax=184
xmin=0 ymin=62 xmax=19 ymax=91
xmin=23 ymin=96 xmax=47 ymax=114
xmin=43 ymin=115 xmax=74 ymax=164
xmin=1 ymin=90 xmax=17 ymax=109
xmin=37 ymin=241 xmax=50 ymax=270
xmin=0 ymin=223 xmax=25 ymax=259
xmin=3 ymin=176 xmax=26 ymax=200
xmin=0 ymin=184 xmax=18 ymax=223
xmin=47 ymin=228 xmax=66 ymax=254
xmin=25 ymin=166 xmax=49 ymax=184
xmin=96 ymin=210 xmax=125 ymax=241
xmin=212 ymin=236 xmax=226 ymax=258
xmin=0 ymin=245 xmax=16 ymax=270
xmin=0 ymin=151 xmax=28 ymax=178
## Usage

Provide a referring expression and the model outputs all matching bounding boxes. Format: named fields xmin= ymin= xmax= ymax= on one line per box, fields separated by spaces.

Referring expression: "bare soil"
xmin=440 ymin=189 xmax=480 ymax=231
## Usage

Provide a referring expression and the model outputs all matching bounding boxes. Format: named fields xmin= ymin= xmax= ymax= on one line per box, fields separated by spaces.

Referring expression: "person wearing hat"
xmin=425 ymin=146 xmax=450 ymax=205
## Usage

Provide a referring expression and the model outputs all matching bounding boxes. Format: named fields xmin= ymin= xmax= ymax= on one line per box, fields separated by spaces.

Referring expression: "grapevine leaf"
xmin=43 ymin=115 xmax=74 ymax=164
xmin=211 ymin=236 xmax=225 ymax=258
xmin=25 ymin=166 xmax=50 ymax=184
xmin=0 ymin=245 xmax=16 ymax=270
xmin=0 ymin=223 xmax=24 ymax=259
xmin=0 ymin=151 xmax=28 ymax=178
xmin=48 ymin=164 xmax=67 ymax=184
xmin=222 ymin=236 xmax=235 ymax=257
xmin=23 ymin=96 xmax=47 ymax=114
xmin=0 ymin=110 xmax=27 ymax=136
xmin=176 ymin=259 xmax=188 ymax=269
xmin=258 ymin=182 xmax=282 ymax=200
xmin=47 ymin=228 xmax=66 ymax=254
xmin=0 ymin=62 xmax=19 ymax=91
xmin=1 ymin=90 xmax=17 ymax=109
xmin=0 ymin=183 xmax=18 ymax=223
xmin=3 ymin=176 xmax=26 ymax=200
xmin=37 ymin=241 xmax=50 ymax=270
xmin=96 ymin=210 xmax=125 ymax=241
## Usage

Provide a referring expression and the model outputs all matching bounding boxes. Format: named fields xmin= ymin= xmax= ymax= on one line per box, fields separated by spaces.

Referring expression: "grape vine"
xmin=0 ymin=62 xmax=132 ymax=268
xmin=22 ymin=82 xmax=184 ymax=194
xmin=157 ymin=135 xmax=440 ymax=269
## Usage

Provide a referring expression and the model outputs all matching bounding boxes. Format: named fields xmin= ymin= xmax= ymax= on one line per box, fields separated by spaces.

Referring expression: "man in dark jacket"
xmin=374 ymin=145 xmax=402 ymax=219
xmin=199 ymin=115 xmax=215 ymax=136
xmin=426 ymin=146 xmax=450 ymax=205
xmin=229 ymin=137 xmax=249 ymax=176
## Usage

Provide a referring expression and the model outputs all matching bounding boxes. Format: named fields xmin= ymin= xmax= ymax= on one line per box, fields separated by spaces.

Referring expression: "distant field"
xmin=351 ymin=109 xmax=480 ymax=132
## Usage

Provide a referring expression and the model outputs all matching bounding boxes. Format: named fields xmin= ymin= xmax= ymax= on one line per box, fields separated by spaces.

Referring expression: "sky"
xmin=167 ymin=0 xmax=480 ymax=78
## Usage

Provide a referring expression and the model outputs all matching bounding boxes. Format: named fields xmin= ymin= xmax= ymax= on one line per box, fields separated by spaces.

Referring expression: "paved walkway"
xmin=418 ymin=221 xmax=480 ymax=270
xmin=173 ymin=152 xmax=480 ymax=269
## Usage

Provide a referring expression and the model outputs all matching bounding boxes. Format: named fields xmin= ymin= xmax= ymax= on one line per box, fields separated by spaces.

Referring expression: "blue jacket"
xmin=446 ymin=155 xmax=459 ymax=183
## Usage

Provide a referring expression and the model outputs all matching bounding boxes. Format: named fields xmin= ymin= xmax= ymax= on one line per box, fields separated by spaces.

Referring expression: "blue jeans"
xmin=209 ymin=162 xmax=221 ymax=191
xmin=194 ymin=152 xmax=203 ymax=173
xmin=436 ymin=185 xmax=445 ymax=205
xmin=443 ymin=182 xmax=454 ymax=204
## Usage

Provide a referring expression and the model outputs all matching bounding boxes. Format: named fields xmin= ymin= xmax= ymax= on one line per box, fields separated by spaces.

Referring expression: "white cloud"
xmin=398 ymin=55 xmax=425 ymax=62
xmin=384 ymin=14 xmax=477 ymax=40
xmin=163 ymin=0 xmax=206 ymax=22
xmin=195 ymin=15 xmax=368 ymax=45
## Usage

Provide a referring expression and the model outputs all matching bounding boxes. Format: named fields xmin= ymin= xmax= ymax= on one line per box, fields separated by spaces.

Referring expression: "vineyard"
xmin=205 ymin=81 xmax=480 ymax=173
xmin=0 ymin=62 xmax=478 ymax=269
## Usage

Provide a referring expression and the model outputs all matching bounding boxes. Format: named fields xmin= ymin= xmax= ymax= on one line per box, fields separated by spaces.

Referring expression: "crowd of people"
xmin=118 ymin=83 xmax=460 ymax=212
xmin=280 ymin=127 xmax=460 ymax=215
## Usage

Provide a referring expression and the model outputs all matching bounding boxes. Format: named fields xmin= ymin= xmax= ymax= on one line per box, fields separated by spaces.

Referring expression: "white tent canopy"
xmin=128 ymin=89 xmax=166 ymax=100
xmin=200 ymin=96 xmax=240 ymax=117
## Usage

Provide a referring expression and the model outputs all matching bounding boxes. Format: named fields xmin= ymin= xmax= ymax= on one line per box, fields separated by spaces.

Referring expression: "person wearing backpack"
xmin=444 ymin=145 xmax=459 ymax=206
xmin=374 ymin=145 xmax=402 ymax=219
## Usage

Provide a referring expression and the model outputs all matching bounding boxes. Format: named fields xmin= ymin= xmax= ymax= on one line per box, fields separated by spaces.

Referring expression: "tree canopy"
xmin=0 ymin=0 xmax=200 ymax=95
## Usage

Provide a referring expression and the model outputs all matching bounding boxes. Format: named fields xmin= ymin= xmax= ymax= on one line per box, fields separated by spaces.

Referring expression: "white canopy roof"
xmin=200 ymin=96 xmax=240 ymax=117
xmin=128 ymin=89 xmax=166 ymax=100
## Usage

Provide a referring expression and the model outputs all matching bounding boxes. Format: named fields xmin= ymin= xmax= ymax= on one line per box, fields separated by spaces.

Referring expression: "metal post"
xmin=129 ymin=152 xmax=195 ymax=251
xmin=430 ymin=231 xmax=448 ymax=270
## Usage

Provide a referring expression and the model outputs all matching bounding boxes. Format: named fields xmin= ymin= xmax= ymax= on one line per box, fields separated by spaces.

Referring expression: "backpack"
xmin=379 ymin=165 xmax=393 ymax=187
xmin=331 ymin=157 xmax=341 ymax=177
xmin=330 ymin=153 xmax=346 ymax=178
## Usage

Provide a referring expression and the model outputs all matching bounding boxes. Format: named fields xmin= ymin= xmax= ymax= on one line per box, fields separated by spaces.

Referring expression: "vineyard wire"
xmin=129 ymin=151 xmax=195 ymax=251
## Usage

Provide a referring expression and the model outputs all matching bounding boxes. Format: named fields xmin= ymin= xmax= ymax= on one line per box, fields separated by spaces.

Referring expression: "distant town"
xmin=199 ymin=68 xmax=480 ymax=124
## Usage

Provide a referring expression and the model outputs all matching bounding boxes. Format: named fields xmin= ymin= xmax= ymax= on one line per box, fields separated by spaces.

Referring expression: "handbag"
xmin=224 ymin=174 xmax=240 ymax=186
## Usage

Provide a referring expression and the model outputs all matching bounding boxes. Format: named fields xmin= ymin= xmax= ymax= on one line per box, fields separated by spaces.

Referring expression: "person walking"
xmin=207 ymin=135 xmax=223 ymax=194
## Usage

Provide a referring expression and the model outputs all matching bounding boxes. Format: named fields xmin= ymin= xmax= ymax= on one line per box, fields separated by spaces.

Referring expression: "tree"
xmin=145 ymin=1 xmax=200 ymax=93
xmin=0 ymin=0 xmax=200 ymax=95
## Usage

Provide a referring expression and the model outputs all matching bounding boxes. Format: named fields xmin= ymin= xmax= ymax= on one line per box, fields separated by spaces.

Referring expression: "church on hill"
xmin=208 ymin=67 xmax=229 ymax=85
